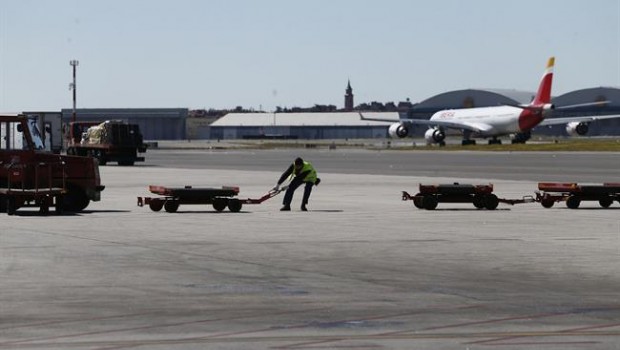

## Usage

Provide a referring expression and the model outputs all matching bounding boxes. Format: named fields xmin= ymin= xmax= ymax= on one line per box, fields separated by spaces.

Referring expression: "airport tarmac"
xmin=1 ymin=149 xmax=619 ymax=349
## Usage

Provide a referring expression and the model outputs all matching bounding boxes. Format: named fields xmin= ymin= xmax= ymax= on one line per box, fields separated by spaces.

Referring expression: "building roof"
xmin=211 ymin=112 xmax=399 ymax=127
xmin=61 ymin=108 xmax=188 ymax=119
xmin=552 ymin=87 xmax=620 ymax=107
xmin=413 ymin=89 xmax=536 ymax=110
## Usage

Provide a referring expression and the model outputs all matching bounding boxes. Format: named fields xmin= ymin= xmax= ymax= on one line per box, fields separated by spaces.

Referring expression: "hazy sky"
xmin=1 ymin=0 xmax=619 ymax=112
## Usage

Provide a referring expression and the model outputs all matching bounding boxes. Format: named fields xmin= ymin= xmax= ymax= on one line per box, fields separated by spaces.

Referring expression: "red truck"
xmin=0 ymin=114 xmax=104 ymax=213
xmin=65 ymin=120 xmax=147 ymax=166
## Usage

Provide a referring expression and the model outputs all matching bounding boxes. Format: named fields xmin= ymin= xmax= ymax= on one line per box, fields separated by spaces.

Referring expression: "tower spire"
xmin=344 ymin=79 xmax=354 ymax=111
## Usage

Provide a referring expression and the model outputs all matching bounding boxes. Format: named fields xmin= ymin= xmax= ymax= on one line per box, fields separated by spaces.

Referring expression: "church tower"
xmin=344 ymin=80 xmax=354 ymax=111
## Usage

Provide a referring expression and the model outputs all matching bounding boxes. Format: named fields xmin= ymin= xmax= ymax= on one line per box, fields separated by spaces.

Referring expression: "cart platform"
xmin=137 ymin=185 xmax=283 ymax=213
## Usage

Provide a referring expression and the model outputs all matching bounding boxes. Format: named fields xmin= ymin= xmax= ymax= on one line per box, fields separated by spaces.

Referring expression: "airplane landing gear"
xmin=488 ymin=137 xmax=502 ymax=145
xmin=512 ymin=132 xmax=531 ymax=144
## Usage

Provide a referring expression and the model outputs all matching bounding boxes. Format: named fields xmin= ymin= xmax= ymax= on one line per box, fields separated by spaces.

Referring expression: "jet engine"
xmin=424 ymin=128 xmax=446 ymax=144
xmin=566 ymin=121 xmax=589 ymax=136
xmin=388 ymin=123 xmax=409 ymax=138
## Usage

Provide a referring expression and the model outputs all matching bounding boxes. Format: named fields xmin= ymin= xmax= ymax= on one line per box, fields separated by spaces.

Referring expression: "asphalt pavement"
xmin=1 ymin=150 xmax=619 ymax=349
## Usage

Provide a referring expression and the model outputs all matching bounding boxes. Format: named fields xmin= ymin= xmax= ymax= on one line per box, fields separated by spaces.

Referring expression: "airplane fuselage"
xmin=429 ymin=106 xmax=541 ymax=137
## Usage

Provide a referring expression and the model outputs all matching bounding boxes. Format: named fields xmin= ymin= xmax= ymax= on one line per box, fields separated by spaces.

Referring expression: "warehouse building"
xmin=61 ymin=108 xmax=188 ymax=140
xmin=209 ymin=112 xmax=397 ymax=140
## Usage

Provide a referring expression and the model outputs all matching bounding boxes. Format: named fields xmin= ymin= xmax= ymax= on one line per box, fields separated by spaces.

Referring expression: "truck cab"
xmin=0 ymin=114 xmax=104 ymax=212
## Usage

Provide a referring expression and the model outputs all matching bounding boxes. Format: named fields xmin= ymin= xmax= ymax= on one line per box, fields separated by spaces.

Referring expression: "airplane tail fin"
xmin=531 ymin=57 xmax=554 ymax=106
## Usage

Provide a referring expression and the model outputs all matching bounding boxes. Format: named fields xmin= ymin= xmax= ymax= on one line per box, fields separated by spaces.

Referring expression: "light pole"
xmin=69 ymin=60 xmax=79 ymax=123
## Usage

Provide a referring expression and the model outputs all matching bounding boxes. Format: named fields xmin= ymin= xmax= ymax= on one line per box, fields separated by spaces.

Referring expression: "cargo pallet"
xmin=536 ymin=183 xmax=620 ymax=209
xmin=402 ymin=183 xmax=533 ymax=210
xmin=137 ymin=185 xmax=281 ymax=213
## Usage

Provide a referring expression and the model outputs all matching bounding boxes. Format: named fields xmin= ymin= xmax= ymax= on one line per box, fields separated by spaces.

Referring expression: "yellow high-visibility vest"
xmin=291 ymin=161 xmax=317 ymax=183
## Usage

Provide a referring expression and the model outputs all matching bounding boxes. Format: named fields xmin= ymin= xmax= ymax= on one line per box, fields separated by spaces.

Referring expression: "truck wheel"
xmin=599 ymin=197 xmax=613 ymax=208
xmin=164 ymin=200 xmax=179 ymax=213
xmin=566 ymin=196 xmax=580 ymax=209
xmin=212 ymin=198 xmax=227 ymax=212
xmin=63 ymin=186 xmax=90 ymax=212
xmin=149 ymin=200 xmax=164 ymax=212
xmin=228 ymin=199 xmax=242 ymax=212
xmin=0 ymin=194 xmax=6 ymax=213
xmin=483 ymin=194 xmax=499 ymax=210
xmin=422 ymin=195 xmax=438 ymax=210
xmin=118 ymin=160 xmax=135 ymax=166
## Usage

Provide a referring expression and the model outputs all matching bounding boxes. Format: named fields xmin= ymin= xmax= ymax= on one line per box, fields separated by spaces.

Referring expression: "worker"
xmin=273 ymin=157 xmax=320 ymax=211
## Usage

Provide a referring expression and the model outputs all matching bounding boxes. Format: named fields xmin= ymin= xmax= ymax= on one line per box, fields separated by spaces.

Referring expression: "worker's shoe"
xmin=301 ymin=205 xmax=308 ymax=212
xmin=280 ymin=205 xmax=291 ymax=211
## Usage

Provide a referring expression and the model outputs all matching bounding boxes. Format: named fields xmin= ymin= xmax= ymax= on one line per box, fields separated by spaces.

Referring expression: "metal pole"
xmin=70 ymin=60 xmax=79 ymax=123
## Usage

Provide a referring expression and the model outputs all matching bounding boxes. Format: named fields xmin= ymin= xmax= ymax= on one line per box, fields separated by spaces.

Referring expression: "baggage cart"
xmin=402 ymin=183 xmax=533 ymax=210
xmin=0 ymin=161 xmax=66 ymax=215
xmin=137 ymin=185 xmax=284 ymax=213
xmin=536 ymin=182 xmax=620 ymax=209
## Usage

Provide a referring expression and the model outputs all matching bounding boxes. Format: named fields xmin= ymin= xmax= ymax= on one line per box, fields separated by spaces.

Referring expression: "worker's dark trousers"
xmin=283 ymin=179 xmax=313 ymax=207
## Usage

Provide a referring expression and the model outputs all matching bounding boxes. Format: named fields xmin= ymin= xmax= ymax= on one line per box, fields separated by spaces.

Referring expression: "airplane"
xmin=360 ymin=57 xmax=620 ymax=145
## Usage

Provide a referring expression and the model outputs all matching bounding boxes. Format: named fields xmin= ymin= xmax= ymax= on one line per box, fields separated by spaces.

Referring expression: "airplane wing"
xmin=539 ymin=114 xmax=620 ymax=126
xmin=359 ymin=113 xmax=489 ymax=133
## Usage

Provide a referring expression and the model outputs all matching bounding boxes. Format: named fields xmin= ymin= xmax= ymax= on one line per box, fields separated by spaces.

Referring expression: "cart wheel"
xmin=149 ymin=200 xmax=164 ymax=212
xmin=422 ymin=195 xmax=438 ymax=210
xmin=212 ymin=198 xmax=227 ymax=212
xmin=566 ymin=195 xmax=580 ymax=209
xmin=599 ymin=197 xmax=613 ymax=208
xmin=164 ymin=200 xmax=179 ymax=213
xmin=541 ymin=198 xmax=554 ymax=208
xmin=412 ymin=193 xmax=424 ymax=209
xmin=483 ymin=194 xmax=499 ymax=210
xmin=228 ymin=199 xmax=242 ymax=212
xmin=472 ymin=194 xmax=485 ymax=209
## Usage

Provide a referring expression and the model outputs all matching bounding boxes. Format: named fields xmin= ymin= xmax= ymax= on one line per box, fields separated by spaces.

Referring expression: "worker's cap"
xmin=294 ymin=157 xmax=304 ymax=167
